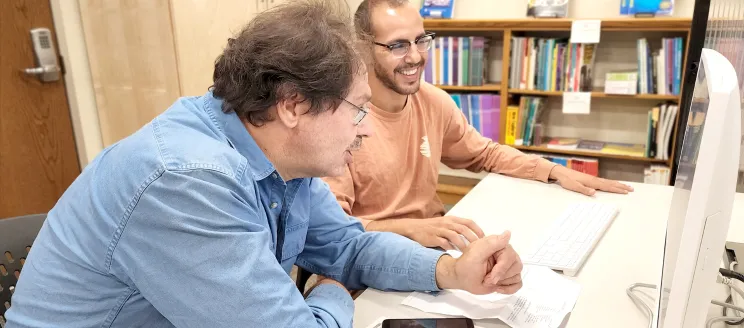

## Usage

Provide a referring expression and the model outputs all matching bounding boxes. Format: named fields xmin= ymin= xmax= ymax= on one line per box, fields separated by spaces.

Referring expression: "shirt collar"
xmin=203 ymin=91 xmax=276 ymax=181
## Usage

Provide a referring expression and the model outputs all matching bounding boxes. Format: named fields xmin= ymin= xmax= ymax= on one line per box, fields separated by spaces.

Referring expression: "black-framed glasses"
xmin=373 ymin=32 xmax=436 ymax=58
xmin=340 ymin=98 xmax=369 ymax=126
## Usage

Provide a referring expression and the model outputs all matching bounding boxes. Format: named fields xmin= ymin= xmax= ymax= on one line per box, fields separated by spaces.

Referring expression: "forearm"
xmin=364 ymin=218 xmax=418 ymax=238
xmin=300 ymin=230 xmax=444 ymax=293
xmin=441 ymin=126 xmax=556 ymax=182
xmin=478 ymin=143 xmax=556 ymax=182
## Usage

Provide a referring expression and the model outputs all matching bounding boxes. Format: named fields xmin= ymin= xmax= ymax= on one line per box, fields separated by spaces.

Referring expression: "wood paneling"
xmin=169 ymin=1 xmax=261 ymax=96
xmin=78 ymin=0 xmax=181 ymax=147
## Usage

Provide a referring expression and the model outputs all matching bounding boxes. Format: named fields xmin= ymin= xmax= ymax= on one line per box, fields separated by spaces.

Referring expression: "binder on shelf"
xmin=420 ymin=0 xmax=455 ymax=19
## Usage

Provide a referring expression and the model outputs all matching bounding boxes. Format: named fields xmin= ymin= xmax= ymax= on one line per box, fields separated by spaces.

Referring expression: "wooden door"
xmin=0 ymin=0 xmax=81 ymax=219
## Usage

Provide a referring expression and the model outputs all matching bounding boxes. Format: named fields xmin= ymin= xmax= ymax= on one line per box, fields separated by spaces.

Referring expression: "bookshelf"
xmin=512 ymin=145 xmax=669 ymax=163
xmin=424 ymin=18 xmax=691 ymax=187
xmin=508 ymin=89 xmax=680 ymax=101
xmin=437 ymin=84 xmax=501 ymax=92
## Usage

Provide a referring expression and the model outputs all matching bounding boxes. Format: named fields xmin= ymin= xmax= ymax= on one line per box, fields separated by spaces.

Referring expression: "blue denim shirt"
xmin=5 ymin=91 xmax=444 ymax=328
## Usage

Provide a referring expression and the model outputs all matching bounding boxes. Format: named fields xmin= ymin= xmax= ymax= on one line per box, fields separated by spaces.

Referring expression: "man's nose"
xmin=405 ymin=47 xmax=422 ymax=64
xmin=357 ymin=119 xmax=374 ymax=138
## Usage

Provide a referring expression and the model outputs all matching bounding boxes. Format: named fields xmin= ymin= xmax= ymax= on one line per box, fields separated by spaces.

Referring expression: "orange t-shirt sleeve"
xmin=439 ymin=95 xmax=556 ymax=182
xmin=321 ymin=166 xmax=374 ymax=229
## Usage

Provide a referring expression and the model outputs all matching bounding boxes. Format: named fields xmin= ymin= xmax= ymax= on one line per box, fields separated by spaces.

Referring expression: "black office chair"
xmin=0 ymin=214 xmax=46 ymax=327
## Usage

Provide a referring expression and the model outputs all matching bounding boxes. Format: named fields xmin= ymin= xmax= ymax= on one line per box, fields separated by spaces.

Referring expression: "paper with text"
xmin=401 ymin=265 xmax=581 ymax=328
xmin=562 ymin=92 xmax=591 ymax=114
xmin=570 ymin=20 xmax=601 ymax=43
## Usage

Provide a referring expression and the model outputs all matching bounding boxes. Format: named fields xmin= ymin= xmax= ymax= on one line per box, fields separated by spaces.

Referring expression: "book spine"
xmin=505 ymin=106 xmax=518 ymax=145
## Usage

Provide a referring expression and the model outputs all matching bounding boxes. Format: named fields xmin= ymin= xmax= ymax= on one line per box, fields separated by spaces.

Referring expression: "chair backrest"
xmin=0 ymin=214 xmax=46 ymax=326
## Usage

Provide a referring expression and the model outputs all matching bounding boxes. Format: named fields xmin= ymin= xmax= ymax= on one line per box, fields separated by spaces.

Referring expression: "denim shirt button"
xmin=270 ymin=202 xmax=278 ymax=209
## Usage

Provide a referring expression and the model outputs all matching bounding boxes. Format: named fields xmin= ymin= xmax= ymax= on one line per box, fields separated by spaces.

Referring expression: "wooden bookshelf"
xmin=508 ymin=89 xmax=680 ymax=101
xmin=436 ymin=84 xmax=501 ymax=92
xmin=423 ymin=17 xmax=691 ymax=32
xmin=424 ymin=17 xmax=692 ymax=185
xmin=512 ymin=145 xmax=669 ymax=164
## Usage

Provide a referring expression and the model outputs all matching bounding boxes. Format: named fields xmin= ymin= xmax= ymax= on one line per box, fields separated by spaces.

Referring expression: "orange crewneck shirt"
xmin=322 ymin=82 xmax=556 ymax=228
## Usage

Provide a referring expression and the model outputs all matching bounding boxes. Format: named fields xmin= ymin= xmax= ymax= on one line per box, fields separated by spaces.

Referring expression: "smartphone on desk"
xmin=381 ymin=318 xmax=474 ymax=328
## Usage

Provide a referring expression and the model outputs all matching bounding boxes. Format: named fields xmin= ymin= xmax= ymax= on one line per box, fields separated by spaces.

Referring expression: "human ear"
xmin=275 ymin=93 xmax=308 ymax=129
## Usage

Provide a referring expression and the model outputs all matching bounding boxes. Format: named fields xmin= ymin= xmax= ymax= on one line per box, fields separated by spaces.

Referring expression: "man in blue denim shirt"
xmin=5 ymin=1 xmax=523 ymax=327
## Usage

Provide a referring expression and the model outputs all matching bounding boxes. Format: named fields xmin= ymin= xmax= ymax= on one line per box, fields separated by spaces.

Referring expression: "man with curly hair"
xmin=5 ymin=1 xmax=523 ymax=327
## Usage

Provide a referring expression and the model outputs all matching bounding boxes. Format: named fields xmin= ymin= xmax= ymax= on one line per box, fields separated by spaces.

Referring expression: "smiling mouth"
xmin=399 ymin=67 xmax=418 ymax=76
xmin=396 ymin=63 xmax=423 ymax=76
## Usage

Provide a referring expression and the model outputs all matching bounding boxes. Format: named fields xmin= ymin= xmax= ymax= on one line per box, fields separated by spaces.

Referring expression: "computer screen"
xmin=655 ymin=58 xmax=710 ymax=327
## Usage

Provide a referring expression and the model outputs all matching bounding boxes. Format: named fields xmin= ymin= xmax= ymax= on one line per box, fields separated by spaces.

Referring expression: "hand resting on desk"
xmin=435 ymin=230 xmax=523 ymax=295
xmin=366 ymin=216 xmax=486 ymax=251
xmin=549 ymin=165 xmax=635 ymax=196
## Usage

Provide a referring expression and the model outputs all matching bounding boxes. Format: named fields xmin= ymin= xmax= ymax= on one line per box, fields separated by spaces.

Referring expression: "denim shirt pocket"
xmin=281 ymin=212 xmax=309 ymax=262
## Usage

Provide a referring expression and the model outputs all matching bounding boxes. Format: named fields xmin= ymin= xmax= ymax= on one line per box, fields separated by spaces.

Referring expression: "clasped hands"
xmin=307 ymin=229 xmax=523 ymax=298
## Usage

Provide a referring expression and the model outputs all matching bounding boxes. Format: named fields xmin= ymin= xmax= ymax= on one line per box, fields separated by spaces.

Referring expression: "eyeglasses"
xmin=373 ymin=32 xmax=436 ymax=58
xmin=340 ymin=98 xmax=369 ymax=126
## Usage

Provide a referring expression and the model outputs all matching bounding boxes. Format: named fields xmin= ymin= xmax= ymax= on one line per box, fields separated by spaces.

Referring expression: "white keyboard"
xmin=523 ymin=202 xmax=619 ymax=276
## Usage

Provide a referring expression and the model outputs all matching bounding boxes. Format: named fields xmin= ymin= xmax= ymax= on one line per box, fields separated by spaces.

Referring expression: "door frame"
xmin=48 ymin=0 xmax=103 ymax=167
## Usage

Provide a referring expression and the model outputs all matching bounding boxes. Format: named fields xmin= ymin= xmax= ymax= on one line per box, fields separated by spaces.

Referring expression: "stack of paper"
xmin=401 ymin=265 xmax=581 ymax=328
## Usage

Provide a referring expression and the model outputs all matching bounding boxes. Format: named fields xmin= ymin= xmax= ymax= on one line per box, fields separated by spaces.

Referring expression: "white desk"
xmin=353 ymin=173 xmax=744 ymax=328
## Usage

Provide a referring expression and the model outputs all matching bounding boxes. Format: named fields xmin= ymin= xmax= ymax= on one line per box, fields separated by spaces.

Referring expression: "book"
xmin=420 ymin=0 xmax=455 ymax=19
xmin=424 ymin=36 xmax=487 ymax=86
xmin=624 ymin=0 xmax=674 ymax=16
xmin=509 ymin=37 xmax=597 ymax=92
xmin=451 ymin=93 xmax=501 ymax=141
xmin=526 ymin=0 xmax=569 ymax=18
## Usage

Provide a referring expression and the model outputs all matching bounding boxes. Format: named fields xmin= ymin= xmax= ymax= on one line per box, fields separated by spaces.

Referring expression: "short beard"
xmin=373 ymin=59 xmax=422 ymax=95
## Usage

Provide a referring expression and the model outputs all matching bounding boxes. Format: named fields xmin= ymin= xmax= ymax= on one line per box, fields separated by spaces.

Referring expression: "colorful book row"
xmin=508 ymin=37 xmax=597 ymax=92
xmin=423 ymin=36 xmax=488 ymax=87
xmin=450 ymin=93 xmax=500 ymax=140
xmin=637 ymin=37 xmax=684 ymax=95
xmin=504 ymin=96 xmax=545 ymax=146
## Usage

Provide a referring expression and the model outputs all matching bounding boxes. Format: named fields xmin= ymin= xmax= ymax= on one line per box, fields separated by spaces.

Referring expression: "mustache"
xmin=395 ymin=61 xmax=424 ymax=71
xmin=348 ymin=136 xmax=363 ymax=151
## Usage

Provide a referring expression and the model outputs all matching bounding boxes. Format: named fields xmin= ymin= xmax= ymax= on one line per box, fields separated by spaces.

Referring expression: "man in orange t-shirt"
xmin=322 ymin=0 xmax=634 ymax=251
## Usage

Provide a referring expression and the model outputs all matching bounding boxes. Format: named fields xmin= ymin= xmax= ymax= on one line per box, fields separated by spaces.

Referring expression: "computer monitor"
xmin=653 ymin=48 xmax=742 ymax=328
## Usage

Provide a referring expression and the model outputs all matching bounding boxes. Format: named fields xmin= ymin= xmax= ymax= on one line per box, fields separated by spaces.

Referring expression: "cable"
xmin=626 ymin=283 xmax=656 ymax=328
xmin=626 ymin=281 xmax=744 ymax=328
xmin=723 ymin=295 xmax=744 ymax=326
xmin=707 ymin=316 xmax=744 ymax=328
xmin=712 ymin=299 xmax=744 ymax=314
xmin=721 ymin=262 xmax=744 ymax=325
xmin=721 ymin=267 xmax=744 ymax=284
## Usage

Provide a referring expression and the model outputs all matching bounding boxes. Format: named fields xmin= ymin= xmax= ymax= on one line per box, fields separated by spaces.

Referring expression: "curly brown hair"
xmin=211 ymin=0 xmax=367 ymax=126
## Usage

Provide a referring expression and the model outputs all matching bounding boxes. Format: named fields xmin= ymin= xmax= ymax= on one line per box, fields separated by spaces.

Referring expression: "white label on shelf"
xmin=570 ymin=20 xmax=601 ymax=43
xmin=562 ymin=92 xmax=591 ymax=114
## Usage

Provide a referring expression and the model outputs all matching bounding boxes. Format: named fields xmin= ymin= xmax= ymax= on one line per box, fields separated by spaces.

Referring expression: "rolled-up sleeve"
xmin=297 ymin=178 xmax=445 ymax=294
xmin=110 ymin=169 xmax=356 ymax=328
